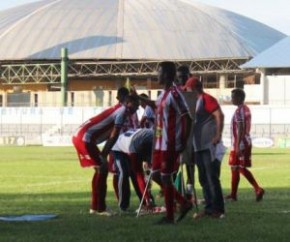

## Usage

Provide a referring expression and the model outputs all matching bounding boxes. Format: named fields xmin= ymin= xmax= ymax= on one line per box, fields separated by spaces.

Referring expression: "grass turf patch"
xmin=0 ymin=146 xmax=290 ymax=242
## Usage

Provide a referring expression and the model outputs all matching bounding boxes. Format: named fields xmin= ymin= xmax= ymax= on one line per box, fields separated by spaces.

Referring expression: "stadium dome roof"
xmin=0 ymin=0 xmax=286 ymax=61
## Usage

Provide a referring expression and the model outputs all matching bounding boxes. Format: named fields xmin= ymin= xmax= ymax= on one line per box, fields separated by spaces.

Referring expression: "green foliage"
xmin=0 ymin=147 xmax=290 ymax=242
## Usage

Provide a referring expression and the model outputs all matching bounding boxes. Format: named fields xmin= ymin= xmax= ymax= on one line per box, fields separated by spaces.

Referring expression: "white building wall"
xmin=267 ymin=75 xmax=290 ymax=105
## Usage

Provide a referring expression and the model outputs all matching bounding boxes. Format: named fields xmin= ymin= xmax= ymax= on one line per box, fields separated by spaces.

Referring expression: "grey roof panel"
xmin=0 ymin=0 xmax=286 ymax=60
xmin=241 ymin=36 xmax=290 ymax=68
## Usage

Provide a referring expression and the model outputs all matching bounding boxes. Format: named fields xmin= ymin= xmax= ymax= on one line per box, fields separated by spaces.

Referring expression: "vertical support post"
xmin=260 ymin=68 xmax=268 ymax=105
xmin=219 ymin=74 xmax=227 ymax=89
xmin=61 ymin=48 xmax=68 ymax=107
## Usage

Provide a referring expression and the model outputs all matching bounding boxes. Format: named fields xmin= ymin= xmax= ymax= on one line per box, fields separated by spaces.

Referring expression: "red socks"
xmin=240 ymin=167 xmax=260 ymax=192
xmin=91 ymin=171 xmax=107 ymax=212
xmin=163 ymin=185 xmax=174 ymax=220
xmin=231 ymin=169 xmax=240 ymax=199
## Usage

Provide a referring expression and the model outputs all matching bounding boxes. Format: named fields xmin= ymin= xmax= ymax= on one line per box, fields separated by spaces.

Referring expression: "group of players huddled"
xmin=72 ymin=61 xmax=265 ymax=224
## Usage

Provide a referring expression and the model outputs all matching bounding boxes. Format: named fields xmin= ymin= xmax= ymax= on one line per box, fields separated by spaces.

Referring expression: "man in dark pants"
xmin=184 ymin=77 xmax=225 ymax=219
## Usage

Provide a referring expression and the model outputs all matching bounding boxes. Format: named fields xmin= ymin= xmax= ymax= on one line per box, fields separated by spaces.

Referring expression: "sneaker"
xmin=152 ymin=206 xmax=166 ymax=214
xmin=137 ymin=206 xmax=166 ymax=216
xmin=193 ymin=210 xmax=208 ymax=220
xmin=155 ymin=216 xmax=175 ymax=225
xmin=176 ymin=202 xmax=192 ymax=222
xmin=256 ymin=188 xmax=265 ymax=202
xmin=90 ymin=209 xmax=116 ymax=217
xmin=197 ymin=198 xmax=206 ymax=205
xmin=224 ymin=195 xmax=237 ymax=202
xmin=89 ymin=209 xmax=97 ymax=214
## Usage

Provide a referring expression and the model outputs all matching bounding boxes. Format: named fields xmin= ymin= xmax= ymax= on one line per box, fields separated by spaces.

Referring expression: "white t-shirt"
xmin=112 ymin=128 xmax=153 ymax=154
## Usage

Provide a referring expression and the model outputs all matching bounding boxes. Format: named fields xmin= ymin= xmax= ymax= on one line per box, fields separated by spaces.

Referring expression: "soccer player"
xmin=72 ymin=88 xmax=139 ymax=216
xmin=176 ymin=65 xmax=191 ymax=86
xmin=138 ymin=61 xmax=193 ymax=224
xmin=176 ymin=66 xmax=197 ymax=201
xmin=139 ymin=93 xmax=155 ymax=129
xmin=184 ymin=77 xmax=225 ymax=219
xmin=111 ymin=128 xmax=156 ymax=212
xmin=225 ymin=88 xmax=265 ymax=202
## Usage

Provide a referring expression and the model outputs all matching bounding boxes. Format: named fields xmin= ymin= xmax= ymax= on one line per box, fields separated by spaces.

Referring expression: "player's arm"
xmin=100 ymin=125 xmax=122 ymax=159
xmin=212 ymin=107 xmax=224 ymax=144
xmin=138 ymin=95 xmax=156 ymax=109
xmin=235 ymin=120 xmax=245 ymax=154
xmin=140 ymin=116 xmax=147 ymax=128
xmin=130 ymin=87 xmax=156 ymax=109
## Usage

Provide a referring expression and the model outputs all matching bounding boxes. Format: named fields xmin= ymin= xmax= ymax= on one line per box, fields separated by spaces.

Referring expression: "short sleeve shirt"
xmin=193 ymin=92 xmax=220 ymax=151
xmin=155 ymin=85 xmax=189 ymax=151
xmin=231 ymin=104 xmax=251 ymax=150
xmin=73 ymin=103 xmax=126 ymax=144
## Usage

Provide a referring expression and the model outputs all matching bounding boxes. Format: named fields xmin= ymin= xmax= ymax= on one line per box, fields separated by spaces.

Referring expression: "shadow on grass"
xmin=0 ymin=188 xmax=290 ymax=242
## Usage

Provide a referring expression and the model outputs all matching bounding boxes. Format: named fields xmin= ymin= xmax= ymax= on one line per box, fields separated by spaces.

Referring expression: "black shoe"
xmin=176 ymin=202 xmax=192 ymax=222
xmin=155 ymin=216 xmax=175 ymax=225
xmin=256 ymin=188 xmax=265 ymax=202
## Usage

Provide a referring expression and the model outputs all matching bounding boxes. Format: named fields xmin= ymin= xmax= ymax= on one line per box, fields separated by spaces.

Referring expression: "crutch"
xmin=136 ymin=169 xmax=154 ymax=217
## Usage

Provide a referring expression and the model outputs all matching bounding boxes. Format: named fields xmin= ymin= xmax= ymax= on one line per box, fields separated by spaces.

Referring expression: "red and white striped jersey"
xmin=73 ymin=103 xmax=127 ymax=144
xmin=142 ymin=105 xmax=155 ymax=129
xmin=231 ymin=104 xmax=252 ymax=150
xmin=155 ymin=85 xmax=189 ymax=151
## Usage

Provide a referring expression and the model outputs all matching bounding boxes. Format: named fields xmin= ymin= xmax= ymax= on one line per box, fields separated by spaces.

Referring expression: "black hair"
xmin=126 ymin=94 xmax=139 ymax=105
xmin=231 ymin=88 xmax=246 ymax=102
xmin=177 ymin=65 xmax=190 ymax=74
xmin=139 ymin=93 xmax=149 ymax=99
xmin=117 ymin=87 xmax=129 ymax=100
xmin=159 ymin=61 xmax=176 ymax=80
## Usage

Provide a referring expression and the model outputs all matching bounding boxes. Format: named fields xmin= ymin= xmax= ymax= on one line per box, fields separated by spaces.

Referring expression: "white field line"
xmin=26 ymin=179 xmax=90 ymax=187
xmin=0 ymin=177 xmax=114 ymax=189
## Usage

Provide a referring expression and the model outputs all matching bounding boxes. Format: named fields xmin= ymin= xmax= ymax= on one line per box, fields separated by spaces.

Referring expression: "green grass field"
xmin=0 ymin=146 xmax=290 ymax=242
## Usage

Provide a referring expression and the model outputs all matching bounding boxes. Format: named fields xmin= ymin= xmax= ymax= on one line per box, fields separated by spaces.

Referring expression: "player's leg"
xmin=129 ymin=153 xmax=152 ymax=206
xmin=209 ymin=159 xmax=225 ymax=216
xmin=113 ymin=151 xmax=131 ymax=211
xmin=226 ymin=151 xmax=240 ymax=201
xmin=161 ymin=152 xmax=192 ymax=223
xmin=85 ymin=142 xmax=108 ymax=213
xmin=239 ymin=167 xmax=264 ymax=201
xmin=108 ymin=152 xmax=119 ymax=200
xmin=239 ymin=145 xmax=264 ymax=201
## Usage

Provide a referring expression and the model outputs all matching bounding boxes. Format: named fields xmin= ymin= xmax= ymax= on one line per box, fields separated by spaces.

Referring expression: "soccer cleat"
xmin=89 ymin=209 xmax=97 ymax=214
xmin=137 ymin=206 xmax=166 ymax=216
xmin=256 ymin=188 xmax=265 ymax=202
xmin=89 ymin=208 xmax=116 ymax=217
xmin=155 ymin=216 xmax=175 ymax=225
xmin=224 ymin=195 xmax=237 ymax=202
xmin=176 ymin=202 xmax=192 ymax=222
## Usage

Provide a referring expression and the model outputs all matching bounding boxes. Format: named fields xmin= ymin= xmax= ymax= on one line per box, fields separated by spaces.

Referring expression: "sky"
xmin=0 ymin=0 xmax=289 ymax=35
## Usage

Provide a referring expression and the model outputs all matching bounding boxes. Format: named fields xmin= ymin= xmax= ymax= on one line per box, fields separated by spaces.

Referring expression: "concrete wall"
xmin=1 ymin=105 xmax=290 ymax=147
